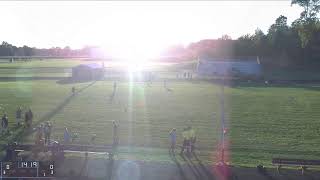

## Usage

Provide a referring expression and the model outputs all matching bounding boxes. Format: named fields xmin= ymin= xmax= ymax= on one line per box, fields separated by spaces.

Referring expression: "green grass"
xmin=1 ymin=59 xmax=320 ymax=167
xmin=228 ymin=84 xmax=320 ymax=166
xmin=0 ymin=59 xmax=83 ymax=77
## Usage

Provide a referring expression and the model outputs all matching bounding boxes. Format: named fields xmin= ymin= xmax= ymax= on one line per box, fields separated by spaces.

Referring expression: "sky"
xmin=0 ymin=1 xmax=303 ymax=58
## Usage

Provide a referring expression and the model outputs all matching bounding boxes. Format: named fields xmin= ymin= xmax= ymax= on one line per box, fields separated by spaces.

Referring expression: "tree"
xmin=291 ymin=0 xmax=320 ymax=48
xmin=252 ymin=28 xmax=269 ymax=57
xmin=235 ymin=34 xmax=255 ymax=57
xmin=22 ymin=45 xmax=34 ymax=56
xmin=268 ymin=15 xmax=289 ymax=34
xmin=63 ymin=46 xmax=71 ymax=56
xmin=219 ymin=34 xmax=232 ymax=40
xmin=0 ymin=41 xmax=14 ymax=56
xmin=292 ymin=0 xmax=320 ymax=20
xmin=267 ymin=15 xmax=291 ymax=55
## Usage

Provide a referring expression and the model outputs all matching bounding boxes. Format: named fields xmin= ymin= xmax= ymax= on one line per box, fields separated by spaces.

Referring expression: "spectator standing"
xmin=1 ymin=113 xmax=8 ymax=134
xmin=71 ymin=87 xmax=76 ymax=96
xmin=112 ymin=120 xmax=119 ymax=147
xmin=35 ymin=125 xmax=43 ymax=145
xmin=16 ymin=107 xmax=22 ymax=126
xmin=44 ymin=122 xmax=52 ymax=145
xmin=25 ymin=108 xmax=33 ymax=128
xmin=64 ymin=127 xmax=71 ymax=144
xmin=24 ymin=111 xmax=28 ymax=127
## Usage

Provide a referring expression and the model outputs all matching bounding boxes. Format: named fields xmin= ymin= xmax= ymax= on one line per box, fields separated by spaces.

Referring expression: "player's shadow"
xmin=169 ymin=151 xmax=189 ymax=180
xmin=256 ymin=166 xmax=277 ymax=180
xmin=186 ymin=154 xmax=207 ymax=180
xmin=105 ymin=154 xmax=114 ymax=180
xmin=180 ymin=153 xmax=201 ymax=180
xmin=36 ymin=81 xmax=96 ymax=126
xmin=303 ymin=172 xmax=317 ymax=180
xmin=108 ymin=91 xmax=116 ymax=103
xmin=77 ymin=153 xmax=89 ymax=178
xmin=165 ymin=87 xmax=174 ymax=93
xmin=193 ymin=153 xmax=215 ymax=180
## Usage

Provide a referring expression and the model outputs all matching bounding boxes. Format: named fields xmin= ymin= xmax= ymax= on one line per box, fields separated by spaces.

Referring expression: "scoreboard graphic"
xmin=0 ymin=161 xmax=54 ymax=179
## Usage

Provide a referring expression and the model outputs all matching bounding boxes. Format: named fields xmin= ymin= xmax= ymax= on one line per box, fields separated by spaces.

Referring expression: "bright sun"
xmin=86 ymin=5 xmax=187 ymax=63
xmin=97 ymin=31 xmax=164 ymax=72
xmin=101 ymin=43 xmax=157 ymax=72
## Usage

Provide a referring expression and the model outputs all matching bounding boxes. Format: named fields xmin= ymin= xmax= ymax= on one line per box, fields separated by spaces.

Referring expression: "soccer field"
xmin=1 ymin=60 xmax=320 ymax=167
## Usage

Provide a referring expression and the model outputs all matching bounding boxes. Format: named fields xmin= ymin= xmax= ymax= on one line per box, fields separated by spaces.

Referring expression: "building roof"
xmin=199 ymin=57 xmax=259 ymax=63
xmin=75 ymin=63 xmax=103 ymax=69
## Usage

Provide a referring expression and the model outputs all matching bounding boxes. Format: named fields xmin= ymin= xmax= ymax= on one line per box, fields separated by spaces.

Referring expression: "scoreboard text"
xmin=1 ymin=161 xmax=54 ymax=178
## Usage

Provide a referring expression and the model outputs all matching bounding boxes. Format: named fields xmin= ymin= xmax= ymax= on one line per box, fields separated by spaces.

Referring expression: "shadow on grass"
xmin=179 ymin=153 xmax=201 ymax=180
xmin=56 ymin=77 xmax=96 ymax=85
xmin=169 ymin=151 xmax=189 ymax=180
xmin=193 ymin=153 xmax=215 ymax=180
xmin=1 ymin=81 xmax=96 ymax=148
xmin=304 ymin=172 xmax=317 ymax=180
xmin=77 ymin=153 xmax=89 ymax=178
xmin=256 ymin=167 xmax=277 ymax=180
xmin=280 ymin=168 xmax=320 ymax=180
xmin=34 ymin=81 xmax=96 ymax=127
xmin=105 ymin=156 xmax=114 ymax=180
xmin=186 ymin=155 xmax=207 ymax=180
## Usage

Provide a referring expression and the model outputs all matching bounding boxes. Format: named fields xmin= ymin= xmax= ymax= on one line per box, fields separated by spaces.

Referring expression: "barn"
xmin=197 ymin=57 xmax=262 ymax=77
xmin=72 ymin=63 xmax=105 ymax=80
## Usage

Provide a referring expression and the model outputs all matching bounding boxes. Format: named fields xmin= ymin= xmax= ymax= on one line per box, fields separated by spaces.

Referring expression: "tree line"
xmin=163 ymin=0 xmax=320 ymax=66
xmin=0 ymin=43 xmax=94 ymax=57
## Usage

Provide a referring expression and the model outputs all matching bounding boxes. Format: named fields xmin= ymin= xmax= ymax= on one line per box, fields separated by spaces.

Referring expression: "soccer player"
xmin=90 ymin=134 xmax=97 ymax=145
xmin=113 ymin=82 xmax=117 ymax=94
xmin=189 ymin=126 xmax=196 ymax=153
xmin=112 ymin=120 xmax=119 ymax=147
xmin=164 ymin=80 xmax=167 ymax=89
xmin=180 ymin=128 xmax=189 ymax=155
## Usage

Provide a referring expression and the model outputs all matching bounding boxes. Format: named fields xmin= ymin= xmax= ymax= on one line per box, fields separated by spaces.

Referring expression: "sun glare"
xmin=100 ymin=41 xmax=161 ymax=72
